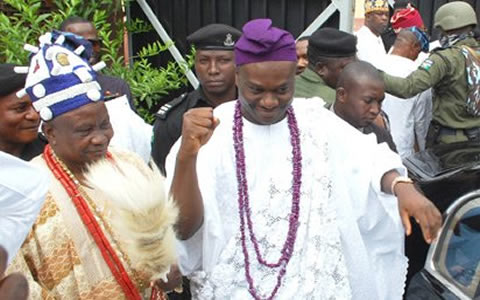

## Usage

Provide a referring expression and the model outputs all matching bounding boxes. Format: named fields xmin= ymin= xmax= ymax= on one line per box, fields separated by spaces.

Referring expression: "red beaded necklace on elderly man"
xmin=233 ymin=100 xmax=303 ymax=300
xmin=43 ymin=145 xmax=167 ymax=300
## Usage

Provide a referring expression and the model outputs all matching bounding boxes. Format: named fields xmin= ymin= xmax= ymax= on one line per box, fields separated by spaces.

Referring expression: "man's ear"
xmin=315 ymin=63 xmax=327 ymax=78
xmin=336 ymin=87 xmax=347 ymax=104
xmin=412 ymin=43 xmax=421 ymax=60
xmin=42 ymin=121 xmax=56 ymax=145
xmin=364 ymin=12 xmax=371 ymax=25
xmin=235 ymin=72 xmax=239 ymax=88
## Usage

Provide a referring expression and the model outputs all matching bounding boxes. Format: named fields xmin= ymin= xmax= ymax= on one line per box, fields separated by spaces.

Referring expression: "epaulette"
xmin=156 ymin=93 xmax=187 ymax=120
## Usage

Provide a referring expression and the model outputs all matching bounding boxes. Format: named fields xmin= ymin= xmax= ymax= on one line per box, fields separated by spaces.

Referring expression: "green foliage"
xmin=0 ymin=0 xmax=192 ymax=123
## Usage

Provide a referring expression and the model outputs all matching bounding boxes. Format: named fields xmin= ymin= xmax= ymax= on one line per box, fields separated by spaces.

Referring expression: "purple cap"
xmin=234 ymin=19 xmax=297 ymax=66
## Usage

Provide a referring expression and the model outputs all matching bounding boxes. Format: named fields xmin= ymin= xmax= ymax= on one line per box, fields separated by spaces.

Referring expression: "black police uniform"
xmin=151 ymin=23 xmax=241 ymax=176
xmin=97 ymin=73 xmax=135 ymax=111
xmin=151 ymin=88 xmax=215 ymax=175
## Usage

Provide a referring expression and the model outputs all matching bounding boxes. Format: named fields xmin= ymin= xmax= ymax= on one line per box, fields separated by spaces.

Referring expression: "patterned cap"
xmin=15 ymin=31 xmax=106 ymax=121
xmin=405 ymin=27 xmax=430 ymax=53
xmin=365 ymin=0 xmax=389 ymax=14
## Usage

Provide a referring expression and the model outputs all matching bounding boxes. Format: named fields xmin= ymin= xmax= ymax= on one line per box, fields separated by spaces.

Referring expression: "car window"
xmin=433 ymin=198 xmax=480 ymax=298
xmin=445 ymin=207 xmax=480 ymax=285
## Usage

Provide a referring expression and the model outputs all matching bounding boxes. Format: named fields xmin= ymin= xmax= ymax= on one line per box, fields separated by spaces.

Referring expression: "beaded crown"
xmin=365 ymin=0 xmax=389 ymax=14
xmin=15 ymin=31 xmax=106 ymax=121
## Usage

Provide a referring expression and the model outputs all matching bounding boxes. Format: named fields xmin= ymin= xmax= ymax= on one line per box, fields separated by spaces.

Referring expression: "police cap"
xmin=187 ymin=24 xmax=242 ymax=50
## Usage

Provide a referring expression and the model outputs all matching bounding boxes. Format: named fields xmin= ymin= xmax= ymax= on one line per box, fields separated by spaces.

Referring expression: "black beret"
xmin=187 ymin=24 xmax=242 ymax=50
xmin=0 ymin=64 xmax=26 ymax=97
xmin=308 ymin=28 xmax=357 ymax=58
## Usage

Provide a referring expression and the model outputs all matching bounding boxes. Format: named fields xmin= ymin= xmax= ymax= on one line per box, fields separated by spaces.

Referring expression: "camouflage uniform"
xmin=382 ymin=1 xmax=480 ymax=145
xmin=383 ymin=37 xmax=480 ymax=144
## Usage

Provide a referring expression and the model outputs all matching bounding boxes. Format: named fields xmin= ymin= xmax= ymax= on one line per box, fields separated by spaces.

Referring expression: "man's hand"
xmin=179 ymin=107 xmax=220 ymax=157
xmin=153 ymin=264 xmax=183 ymax=293
xmin=0 ymin=246 xmax=28 ymax=300
xmin=171 ymin=107 xmax=218 ymax=239
xmin=395 ymin=183 xmax=442 ymax=244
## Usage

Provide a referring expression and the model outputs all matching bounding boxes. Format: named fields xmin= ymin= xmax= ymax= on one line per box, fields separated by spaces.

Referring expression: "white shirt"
xmin=0 ymin=151 xmax=48 ymax=265
xmin=380 ymin=54 xmax=432 ymax=157
xmin=167 ymin=99 xmax=408 ymax=300
xmin=105 ymin=95 xmax=153 ymax=163
xmin=356 ymin=26 xmax=387 ymax=68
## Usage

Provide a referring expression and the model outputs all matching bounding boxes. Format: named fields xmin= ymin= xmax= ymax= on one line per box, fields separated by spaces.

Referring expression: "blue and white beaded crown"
xmin=15 ymin=31 xmax=106 ymax=121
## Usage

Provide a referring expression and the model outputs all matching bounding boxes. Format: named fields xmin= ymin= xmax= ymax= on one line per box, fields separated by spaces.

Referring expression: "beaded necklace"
xmin=233 ymin=101 xmax=302 ymax=300
xmin=43 ymin=145 xmax=166 ymax=300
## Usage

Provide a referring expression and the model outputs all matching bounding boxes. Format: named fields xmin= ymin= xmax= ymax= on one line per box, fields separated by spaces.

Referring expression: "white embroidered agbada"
xmin=0 ymin=151 xmax=48 ymax=265
xmin=356 ymin=26 xmax=387 ymax=69
xmin=167 ymin=99 xmax=408 ymax=300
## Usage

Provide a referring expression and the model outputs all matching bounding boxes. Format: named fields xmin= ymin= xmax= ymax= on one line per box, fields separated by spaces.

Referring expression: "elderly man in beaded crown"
xmin=7 ymin=31 xmax=180 ymax=299
xmin=167 ymin=19 xmax=442 ymax=299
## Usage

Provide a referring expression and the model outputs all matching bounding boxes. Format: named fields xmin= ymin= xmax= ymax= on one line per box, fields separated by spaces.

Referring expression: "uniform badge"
xmin=224 ymin=33 xmax=234 ymax=47
xmin=420 ymin=59 xmax=434 ymax=71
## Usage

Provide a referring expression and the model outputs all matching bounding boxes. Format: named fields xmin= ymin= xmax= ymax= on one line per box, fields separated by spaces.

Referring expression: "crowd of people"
xmin=2 ymin=0 xmax=479 ymax=298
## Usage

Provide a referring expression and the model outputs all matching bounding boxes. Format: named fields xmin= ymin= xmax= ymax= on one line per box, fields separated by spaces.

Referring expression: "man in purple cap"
xmin=168 ymin=18 xmax=441 ymax=299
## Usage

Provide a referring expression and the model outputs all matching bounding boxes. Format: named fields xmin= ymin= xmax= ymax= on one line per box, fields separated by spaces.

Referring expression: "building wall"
xmin=129 ymin=0 xmax=480 ymax=105
xmin=129 ymin=0 xmax=339 ymax=104
xmin=131 ymin=0 xmax=480 ymax=62
xmin=130 ymin=0 xmax=338 ymax=58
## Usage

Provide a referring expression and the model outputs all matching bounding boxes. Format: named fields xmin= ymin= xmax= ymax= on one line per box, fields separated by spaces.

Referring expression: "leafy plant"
xmin=0 ymin=0 xmax=192 ymax=123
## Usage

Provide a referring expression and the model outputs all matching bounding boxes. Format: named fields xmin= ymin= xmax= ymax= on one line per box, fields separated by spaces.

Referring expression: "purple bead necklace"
xmin=233 ymin=100 xmax=302 ymax=300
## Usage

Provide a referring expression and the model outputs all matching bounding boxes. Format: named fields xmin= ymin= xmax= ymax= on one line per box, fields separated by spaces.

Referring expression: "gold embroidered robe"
xmin=8 ymin=150 xmax=159 ymax=299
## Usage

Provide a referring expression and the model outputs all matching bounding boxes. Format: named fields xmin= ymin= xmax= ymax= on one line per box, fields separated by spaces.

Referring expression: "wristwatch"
xmin=391 ymin=176 xmax=414 ymax=196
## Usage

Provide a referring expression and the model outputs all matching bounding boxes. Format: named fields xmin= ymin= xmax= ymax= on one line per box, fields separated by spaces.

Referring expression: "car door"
xmin=424 ymin=191 xmax=480 ymax=299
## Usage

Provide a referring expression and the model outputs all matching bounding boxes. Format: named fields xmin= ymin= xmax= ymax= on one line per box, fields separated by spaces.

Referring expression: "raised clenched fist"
xmin=179 ymin=107 xmax=220 ymax=156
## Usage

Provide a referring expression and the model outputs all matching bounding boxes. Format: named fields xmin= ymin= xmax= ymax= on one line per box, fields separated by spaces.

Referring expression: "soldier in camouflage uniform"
xmin=382 ymin=1 xmax=480 ymax=146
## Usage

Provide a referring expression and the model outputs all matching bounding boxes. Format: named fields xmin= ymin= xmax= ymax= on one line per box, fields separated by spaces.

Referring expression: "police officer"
xmin=382 ymin=1 xmax=480 ymax=146
xmin=151 ymin=24 xmax=241 ymax=175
